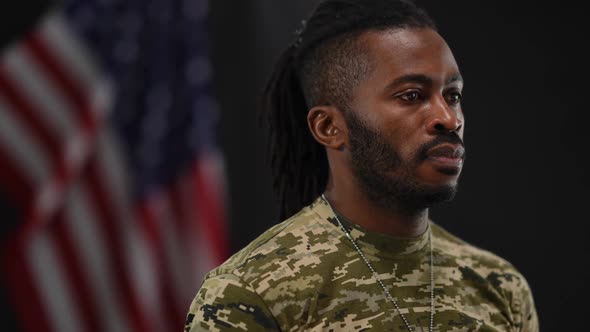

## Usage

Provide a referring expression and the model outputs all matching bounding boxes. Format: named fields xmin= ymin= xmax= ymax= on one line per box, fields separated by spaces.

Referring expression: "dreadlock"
xmin=261 ymin=0 xmax=436 ymax=220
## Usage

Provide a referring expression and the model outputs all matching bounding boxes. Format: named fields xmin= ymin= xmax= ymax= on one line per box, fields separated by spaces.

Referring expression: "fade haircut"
xmin=299 ymin=34 xmax=370 ymax=111
xmin=261 ymin=0 xmax=436 ymax=219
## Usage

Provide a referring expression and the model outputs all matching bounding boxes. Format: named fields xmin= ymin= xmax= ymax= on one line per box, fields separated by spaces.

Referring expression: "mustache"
xmin=417 ymin=133 xmax=465 ymax=161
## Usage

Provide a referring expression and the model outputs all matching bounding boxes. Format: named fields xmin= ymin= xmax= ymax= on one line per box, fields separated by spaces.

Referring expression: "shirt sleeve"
xmin=519 ymin=276 xmax=539 ymax=332
xmin=184 ymin=273 xmax=282 ymax=332
xmin=501 ymin=268 xmax=538 ymax=332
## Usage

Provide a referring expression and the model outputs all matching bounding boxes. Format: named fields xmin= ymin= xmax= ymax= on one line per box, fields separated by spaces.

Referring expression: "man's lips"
xmin=425 ymin=144 xmax=465 ymax=168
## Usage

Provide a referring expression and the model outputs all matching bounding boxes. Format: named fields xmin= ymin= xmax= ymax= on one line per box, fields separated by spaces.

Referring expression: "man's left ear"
xmin=307 ymin=105 xmax=347 ymax=151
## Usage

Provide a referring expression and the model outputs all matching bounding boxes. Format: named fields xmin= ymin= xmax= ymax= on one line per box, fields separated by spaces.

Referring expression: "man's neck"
xmin=323 ymin=181 xmax=430 ymax=238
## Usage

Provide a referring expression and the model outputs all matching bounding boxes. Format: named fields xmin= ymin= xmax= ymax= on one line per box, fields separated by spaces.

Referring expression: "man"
xmin=185 ymin=0 xmax=538 ymax=331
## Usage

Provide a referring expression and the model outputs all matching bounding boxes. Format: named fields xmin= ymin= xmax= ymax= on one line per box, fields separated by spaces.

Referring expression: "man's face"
xmin=345 ymin=28 xmax=465 ymax=211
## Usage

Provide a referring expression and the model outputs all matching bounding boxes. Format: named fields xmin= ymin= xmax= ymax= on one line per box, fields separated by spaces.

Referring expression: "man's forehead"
xmin=358 ymin=28 xmax=461 ymax=85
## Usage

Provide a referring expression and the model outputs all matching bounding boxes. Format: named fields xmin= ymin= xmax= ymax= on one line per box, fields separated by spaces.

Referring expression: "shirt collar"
xmin=310 ymin=196 xmax=430 ymax=258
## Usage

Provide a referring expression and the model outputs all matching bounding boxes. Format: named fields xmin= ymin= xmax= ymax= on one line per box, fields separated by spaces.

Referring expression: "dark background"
xmin=210 ymin=1 xmax=589 ymax=331
xmin=1 ymin=1 xmax=588 ymax=330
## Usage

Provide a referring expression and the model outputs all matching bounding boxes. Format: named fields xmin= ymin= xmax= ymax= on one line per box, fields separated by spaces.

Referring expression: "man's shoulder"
xmin=432 ymin=223 xmax=537 ymax=328
xmin=187 ymin=201 xmax=342 ymax=331
xmin=432 ymin=222 xmax=515 ymax=271
xmin=205 ymin=201 xmax=337 ymax=285
xmin=432 ymin=222 xmax=532 ymax=297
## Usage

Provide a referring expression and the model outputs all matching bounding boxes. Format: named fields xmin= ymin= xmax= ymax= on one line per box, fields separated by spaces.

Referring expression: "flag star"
xmin=185 ymin=56 xmax=212 ymax=86
xmin=182 ymin=0 xmax=209 ymax=22
xmin=112 ymin=39 xmax=138 ymax=64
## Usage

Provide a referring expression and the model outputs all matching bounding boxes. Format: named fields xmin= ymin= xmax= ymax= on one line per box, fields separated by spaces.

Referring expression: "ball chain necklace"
xmin=321 ymin=194 xmax=435 ymax=332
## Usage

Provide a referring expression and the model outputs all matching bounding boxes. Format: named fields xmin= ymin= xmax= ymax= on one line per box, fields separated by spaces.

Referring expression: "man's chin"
xmin=362 ymin=179 xmax=458 ymax=213
xmin=418 ymin=162 xmax=463 ymax=186
xmin=416 ymin=183 xmax=458 ymax=207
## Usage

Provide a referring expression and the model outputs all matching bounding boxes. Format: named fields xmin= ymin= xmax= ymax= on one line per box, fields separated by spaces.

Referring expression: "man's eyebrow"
xmin=446 ymin=73 xmax=463 ymax=85
xmin=387 ymin=74 xmax=433 ymax=88
xmin=385 ymin=72 xmax=464 ymax=89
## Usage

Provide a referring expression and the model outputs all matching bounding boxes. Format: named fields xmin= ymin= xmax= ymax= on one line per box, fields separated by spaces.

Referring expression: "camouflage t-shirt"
xmin=185 ymin=197 xmax=538 ymax=331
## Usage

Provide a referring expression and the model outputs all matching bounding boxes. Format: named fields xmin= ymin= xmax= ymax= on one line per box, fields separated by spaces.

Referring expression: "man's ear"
xmin=307 ymin=105 xmax=347 ymax=150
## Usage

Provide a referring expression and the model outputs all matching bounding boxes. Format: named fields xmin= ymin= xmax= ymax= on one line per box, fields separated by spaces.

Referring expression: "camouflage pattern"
xmin=185 ymin=197 xmax=538 ymax=331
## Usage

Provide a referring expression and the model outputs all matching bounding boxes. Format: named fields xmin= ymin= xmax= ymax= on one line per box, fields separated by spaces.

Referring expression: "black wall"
xmin=210 ymin=1 xmax=589 ymax=330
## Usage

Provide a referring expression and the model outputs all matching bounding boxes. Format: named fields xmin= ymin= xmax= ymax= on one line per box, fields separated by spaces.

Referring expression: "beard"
xmin=345 ymin=110 xmax=463 ymax=215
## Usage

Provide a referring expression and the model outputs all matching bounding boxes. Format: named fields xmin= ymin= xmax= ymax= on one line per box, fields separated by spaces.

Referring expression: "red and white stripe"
xmin=1 ymin=9 xmax=228 ymax=332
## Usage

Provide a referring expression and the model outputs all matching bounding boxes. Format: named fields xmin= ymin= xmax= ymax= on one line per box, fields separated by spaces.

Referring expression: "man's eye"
xmin=399 ymin=91 xmax=421 ymax=102
xmin=448 ymin=92 xmax=463 ymax=105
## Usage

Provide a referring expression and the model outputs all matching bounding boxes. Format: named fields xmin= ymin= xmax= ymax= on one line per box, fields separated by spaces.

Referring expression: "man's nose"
xmin=425 ymin=97 xmax=463 ymax=134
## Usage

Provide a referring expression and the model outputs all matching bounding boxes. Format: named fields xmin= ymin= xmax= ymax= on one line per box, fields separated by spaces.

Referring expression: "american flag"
xmin=0 ymin=0 xmax=228 ymax=331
